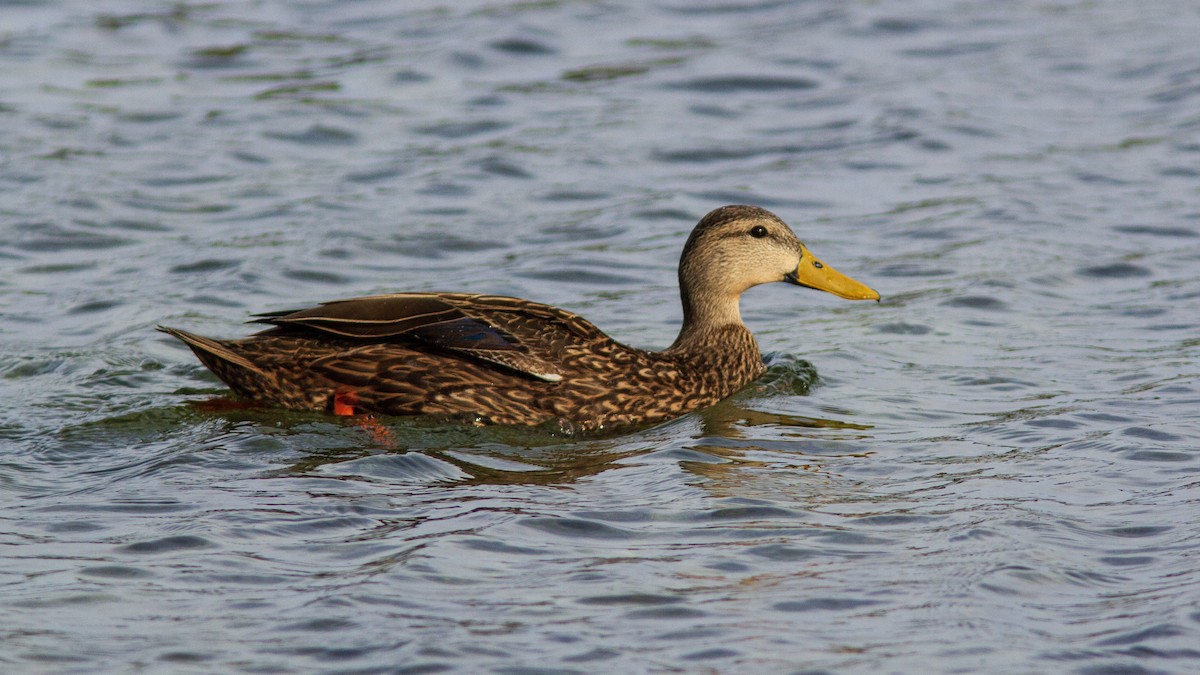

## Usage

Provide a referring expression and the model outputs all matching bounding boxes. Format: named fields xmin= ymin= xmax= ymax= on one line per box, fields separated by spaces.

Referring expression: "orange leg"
xmin=333 ymin=389 xmax=395 ymax=446
xmin=332 ymin=389 xmax=360 ymax=416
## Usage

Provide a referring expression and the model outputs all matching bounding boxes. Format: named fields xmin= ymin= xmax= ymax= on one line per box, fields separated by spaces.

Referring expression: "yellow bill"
xmin=786 ymin=249 xmax=880 ymax=301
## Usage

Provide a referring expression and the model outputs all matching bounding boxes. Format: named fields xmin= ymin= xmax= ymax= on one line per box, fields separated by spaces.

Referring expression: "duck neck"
xmin=667 ymin=282 xmax=751 ymax=354
xmin=665 ymin=306 xmax=765 ymax=392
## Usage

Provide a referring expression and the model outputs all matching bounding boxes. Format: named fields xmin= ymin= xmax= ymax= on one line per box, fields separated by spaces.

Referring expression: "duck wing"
xmin=251 ymin=292 xmax=608 ymax=382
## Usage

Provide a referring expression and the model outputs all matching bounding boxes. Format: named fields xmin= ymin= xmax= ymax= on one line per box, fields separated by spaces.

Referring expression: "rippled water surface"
xmin=3 ymin=0 xmax=1200 ymax=672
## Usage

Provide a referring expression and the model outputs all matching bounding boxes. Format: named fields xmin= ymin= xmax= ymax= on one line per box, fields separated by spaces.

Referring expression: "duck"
xmin=158 ymin=205 xmax=879 ymax=432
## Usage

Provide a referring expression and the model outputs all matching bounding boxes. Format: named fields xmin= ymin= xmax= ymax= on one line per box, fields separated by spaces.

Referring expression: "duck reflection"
xmin=177 ymin=351 xmax=872 ymax=488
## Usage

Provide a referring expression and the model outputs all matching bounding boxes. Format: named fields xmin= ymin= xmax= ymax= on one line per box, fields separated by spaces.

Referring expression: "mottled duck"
xmin=159 ymin=205 xmax=879 ymax=431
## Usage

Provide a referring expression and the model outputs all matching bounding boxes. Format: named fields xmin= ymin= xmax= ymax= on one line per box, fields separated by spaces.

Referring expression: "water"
xmin=2 ymin=0 xmax=1199 ymax=672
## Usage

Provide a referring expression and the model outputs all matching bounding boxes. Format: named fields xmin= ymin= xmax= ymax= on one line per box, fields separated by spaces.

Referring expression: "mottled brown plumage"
xmin=159 ymin=205 xmax=879 ymax=432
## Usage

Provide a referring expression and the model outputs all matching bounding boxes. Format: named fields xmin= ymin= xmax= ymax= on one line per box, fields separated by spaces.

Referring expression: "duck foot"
xmin=333 ymin=389 xmax=395 ymax=446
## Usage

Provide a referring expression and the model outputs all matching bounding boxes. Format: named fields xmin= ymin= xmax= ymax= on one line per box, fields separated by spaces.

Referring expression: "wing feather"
xmin=251 ymin=292 xmax=609 ymax=382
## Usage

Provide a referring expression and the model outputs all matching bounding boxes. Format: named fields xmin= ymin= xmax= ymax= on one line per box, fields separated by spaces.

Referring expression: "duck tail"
xmin=156 ymin=325 xmax=268 ymax=377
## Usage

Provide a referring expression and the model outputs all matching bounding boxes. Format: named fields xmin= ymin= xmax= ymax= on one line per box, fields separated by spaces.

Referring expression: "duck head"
xmin=677 ymin=205 xmax=879 ymax=328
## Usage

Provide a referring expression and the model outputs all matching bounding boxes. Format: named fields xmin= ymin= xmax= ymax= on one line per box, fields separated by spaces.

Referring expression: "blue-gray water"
xmin=3 ymin=1 xmax=1199 ymax=672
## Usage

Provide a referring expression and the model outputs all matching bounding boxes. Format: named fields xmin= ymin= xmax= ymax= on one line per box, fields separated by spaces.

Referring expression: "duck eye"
xmin=749 ymin=225 xmax=768 ymax=238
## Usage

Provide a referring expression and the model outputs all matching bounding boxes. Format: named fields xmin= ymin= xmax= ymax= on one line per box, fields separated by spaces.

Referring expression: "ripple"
xmin=666 ymin=75 xmax=819 ymax=92
xmin=652 ymin=138 xmax=854 ymax=164
xmin=414 ymin=120 xmax=509 ymax=139
xmin=79 ymin=565 xmax=155 ymax=579
xmin=809 ymin=530 xmax=893 ymax=546
xmin=17 ymin=262 xmax=96 ymax=274
xmin=43 ymin=520 xmax=106 ymax=533
xmin=282 ymin=268 xmax=353 ymax=284
xmin=490 ymin=38 xmax=556 ymax=55
xmin=578 ymin=593 xmax=682 ymax=606
xmin=644 ymin=447 xmax=728 ymax=463
xmin=0 ymin=355 xmax=63 ymax=374
xmin=11 ymin=223 xmax=130 ymax=252
xmin=1025 ymin=418 xmax=1081 ymax=429
xmin=1112 ymin=224 xmax=1198 ymax=237
xmin=875 ymin=322 xmax=933 ymax=335
xmin=515 ymin=269 xmax=642 ymax=285
xmin=693 ymin=191 xmax=830 ymax=209
xmin=1094 ymin=623 xmax=1186 ymax=646
xmin=116 ymin=535 xmax=214 ymax=555
xmin=277 ymin=617 xmax=359 ymax=633
xmin=1077 ymin=263 xmax=1152 ymax=279
xmin=1097 ymin=555 xmax=1156 ymax=567
xmin=264 ymin=125 xmax=359 ymax=146
xmin=562 ymin=59 xmax=676 ymax=82
xmin=1123 ymin=450 xmax=1191 ymax=462
xmin=951 ymin=375 xmax=1036 ymax=389
xmin=12 ymin=592 xmax=118 ymax=609
xmin=480 ymin=157 xmax=533 ymax=179
xmin=855 ymin=514 xmax=936 ymax=526
xmin=1102 ymin=526 xmax=1172 ymax=538
xmin=537 ymin=189 xmax=611 ymax=202
xmin=140 ymin=173 xmax=231 ymax=188
xmin=317 ymin=453 xmax=472 ymax=483
xmin=38 ymin=499 xmax=196 ymax=515
xmin=416 ymin=181 xmax=472 ymax=197
xmin=875 ymin=262 xmax=953 ymax=277
xmin=867 ymin=17 xmax=940 ymax=34
xmin=380 ymin=234 xmax=507 ymax=259
xmin=942 ymin=295 xmax=1007 ymax=310
xmin=200 ymin=573 xmax=291 ymax=585
xmin=458 ymin=538 xmax=548 ymax=555
xmin=681 ymin=648 xmax=739 ymax=660
xmin=157 ymin=651 xmax=214 ymax=664
xmin=901 ymin=42 xmax=999 ymax=58
xmin=345 ymin=164 xmax=407 ymax=183
xmin=745 ymin=544 xmax=820 ymax=561
xmin=391 ymin=69 xmax=431 ymax=84
xmin=704 ymin=505 xmax=798 ymax=520
xmin=562 ymin=648 xmax=621 ymax=663
xmin=625 ymin=606 xmax=706 ymax=620
xmin=170 ymin=259 xmax=241 ymax=274
xmin=1121 ymin=426 xmax=1181 ymax=441
xmin=519 ymin=517 xmax=638 ymax=540
xmin=68 ymin=300 xmax=121 ymax=315
xmin=118 ymin=194 xmax=235 ymax=214
xmin=181 ymin=44 xmax=252 ymax=69
xmin=773 ymin=598 xmax=883 ymax=612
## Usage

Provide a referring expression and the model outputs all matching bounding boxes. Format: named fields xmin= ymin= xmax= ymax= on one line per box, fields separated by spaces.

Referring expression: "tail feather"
xmin=156 ymin=325 xmax=267 ymax=377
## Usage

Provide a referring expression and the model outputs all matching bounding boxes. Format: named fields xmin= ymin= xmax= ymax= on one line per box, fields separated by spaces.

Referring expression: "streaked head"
xmin=678 ymin=205 xmax=879 ymax=323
